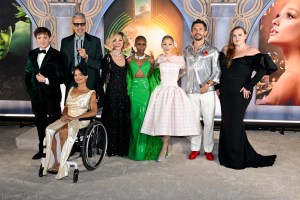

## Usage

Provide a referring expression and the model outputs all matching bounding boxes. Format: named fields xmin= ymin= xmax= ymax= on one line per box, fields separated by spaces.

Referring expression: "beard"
xmin=193 ymin=34 xmax=204 ymax=41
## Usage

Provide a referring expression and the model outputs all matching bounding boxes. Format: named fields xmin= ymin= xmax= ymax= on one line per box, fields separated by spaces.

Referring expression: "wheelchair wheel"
xmin=73 ymin=169 xmax=79 ymax=183
xmin=38 ymin=164 xmax=43 ymax=177
xmin=81 ymin=121 xmax=107 ymax=171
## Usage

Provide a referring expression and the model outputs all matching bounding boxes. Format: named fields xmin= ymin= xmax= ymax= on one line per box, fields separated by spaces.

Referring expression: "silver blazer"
xmin=183 ymin=42 xmax=221 ymax=94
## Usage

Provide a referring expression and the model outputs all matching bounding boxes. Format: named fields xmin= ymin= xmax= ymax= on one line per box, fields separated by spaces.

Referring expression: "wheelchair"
xmin=38 ymin=117 xmax=107 ymax=183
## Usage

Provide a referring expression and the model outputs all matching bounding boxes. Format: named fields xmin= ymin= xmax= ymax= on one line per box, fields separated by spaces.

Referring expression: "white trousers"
xmin=188 ymin=91 xmax=216 ymax=152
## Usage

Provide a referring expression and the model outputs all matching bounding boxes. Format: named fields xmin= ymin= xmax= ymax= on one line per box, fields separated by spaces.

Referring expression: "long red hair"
xmin=226 ymin=26 xmax=247 ymax=68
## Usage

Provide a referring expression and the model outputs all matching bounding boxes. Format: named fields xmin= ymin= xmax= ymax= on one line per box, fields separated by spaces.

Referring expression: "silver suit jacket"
xmin=183 ymin=42 xmax=221 ymax=94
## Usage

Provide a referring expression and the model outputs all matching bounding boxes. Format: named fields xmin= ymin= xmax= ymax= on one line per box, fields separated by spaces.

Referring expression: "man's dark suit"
xmin=60 ymin=32 xmax=102 ymax=94
xmin=24 ymin=47 xmax=64 ymax=154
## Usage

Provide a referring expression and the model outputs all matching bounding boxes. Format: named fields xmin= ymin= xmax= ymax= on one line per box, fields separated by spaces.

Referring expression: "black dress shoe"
xmin=32 ymin=152 xmax=43 ymax=160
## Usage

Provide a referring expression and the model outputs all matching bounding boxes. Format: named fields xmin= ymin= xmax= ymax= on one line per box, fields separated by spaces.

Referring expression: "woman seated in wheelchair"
xmin=43 ymin=63 xmax=98 ymax=179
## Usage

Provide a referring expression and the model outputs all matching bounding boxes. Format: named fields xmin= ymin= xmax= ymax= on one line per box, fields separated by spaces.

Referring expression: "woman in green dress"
xmin=127 ymin=36 xmax=162 ymax=160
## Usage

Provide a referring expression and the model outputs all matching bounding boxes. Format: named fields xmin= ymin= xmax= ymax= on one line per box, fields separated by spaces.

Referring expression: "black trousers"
xmin=31 ymin=97 xmax=61 ymax=153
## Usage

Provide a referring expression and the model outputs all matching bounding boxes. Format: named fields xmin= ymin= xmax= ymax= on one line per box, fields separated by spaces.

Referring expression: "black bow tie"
xmin=38 ymin=50 xmax=46 ymax=54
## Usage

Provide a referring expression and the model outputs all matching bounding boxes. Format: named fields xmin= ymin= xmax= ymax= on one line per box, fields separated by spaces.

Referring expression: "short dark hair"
xmin=191 ymin=19 xmax=207 ymax=31
xmin=135 ymin=35 xmax=147 ymax=43
xmin=0 ymin=2 xmax=19 ymax=33
xmin=74 ymin=62 xmax=88 ymax=76
xmin=34 ymin=27 xmax=52 ymax=38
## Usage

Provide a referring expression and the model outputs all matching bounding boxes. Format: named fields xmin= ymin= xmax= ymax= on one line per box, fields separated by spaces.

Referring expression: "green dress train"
xmin=127 ymin=58 xmax=163 ymax=160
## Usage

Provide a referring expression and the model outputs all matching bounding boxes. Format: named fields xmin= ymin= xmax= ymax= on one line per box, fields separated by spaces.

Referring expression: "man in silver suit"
xmin=183 ymin=19 xmax=221 ymax=161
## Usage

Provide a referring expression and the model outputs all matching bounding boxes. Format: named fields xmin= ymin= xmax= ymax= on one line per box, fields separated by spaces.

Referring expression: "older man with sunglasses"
xmin=60 ymin=12 xmax=103 ymax=101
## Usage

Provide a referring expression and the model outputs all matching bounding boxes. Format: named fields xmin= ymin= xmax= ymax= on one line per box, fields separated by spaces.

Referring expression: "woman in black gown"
xmin=218 ymin=26 xmax=277 ymax=169
xmin=100 ymin=32 xmax=131 ymax=157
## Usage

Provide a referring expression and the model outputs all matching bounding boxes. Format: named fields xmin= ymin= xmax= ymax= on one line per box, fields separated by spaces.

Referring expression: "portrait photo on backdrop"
xmin=0 ymin=0 xmax=30 ymax=101
xmin=256 ymin=0 xmax=300 ymax=106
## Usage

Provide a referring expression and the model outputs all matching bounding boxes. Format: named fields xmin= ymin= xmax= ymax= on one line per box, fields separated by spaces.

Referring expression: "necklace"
xmin=134 ymin=53 xmax=146 ymax=60
xmin=112 ymin=50 xmax=123 ymax=57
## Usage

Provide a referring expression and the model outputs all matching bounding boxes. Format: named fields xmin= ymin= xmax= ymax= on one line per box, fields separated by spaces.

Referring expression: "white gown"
xmin=141 ymin=55 xmax=198 ymax=136
xmin=43 ymin=87 xmax=95 ymax=179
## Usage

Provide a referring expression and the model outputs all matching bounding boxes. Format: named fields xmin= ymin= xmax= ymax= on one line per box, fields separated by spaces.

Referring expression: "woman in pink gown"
xmin=141 ymin=35 xmax=198 ymax=161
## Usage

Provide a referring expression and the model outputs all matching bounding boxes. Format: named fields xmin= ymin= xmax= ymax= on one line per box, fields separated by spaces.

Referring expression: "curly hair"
xmin=105 ymin=32 xmax=130 ymax=51
xmin=34 ymin=27 xmax=52 ymax=38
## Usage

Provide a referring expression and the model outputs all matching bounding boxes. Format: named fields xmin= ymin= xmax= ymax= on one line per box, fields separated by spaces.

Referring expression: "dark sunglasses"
xmin=73 ymin=23 xmax=86 ymax=27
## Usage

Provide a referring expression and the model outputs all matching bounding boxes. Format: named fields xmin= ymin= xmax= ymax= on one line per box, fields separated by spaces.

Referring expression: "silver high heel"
xmin=157 ymin=152 xmax=171 ymax=162
xmin=157 ymin=156 xmax=165 ymax=162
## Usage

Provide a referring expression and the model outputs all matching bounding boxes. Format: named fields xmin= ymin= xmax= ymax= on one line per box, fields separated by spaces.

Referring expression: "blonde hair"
xmin=161 ymin=35 xmax=174 ymax=43
xmin=105 ymin=32 xmax=130 ymax=51
xmin=161 ymin=35 xmax=180 ymax=55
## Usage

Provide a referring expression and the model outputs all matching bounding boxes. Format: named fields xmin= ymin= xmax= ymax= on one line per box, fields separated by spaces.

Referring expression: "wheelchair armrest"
xmin=78 ymin=116 xmax=100 ymax=121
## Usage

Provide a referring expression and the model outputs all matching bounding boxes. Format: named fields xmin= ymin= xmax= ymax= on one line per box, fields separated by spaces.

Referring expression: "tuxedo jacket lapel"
xmin=83 ymin=33 xmax=91 ymax=53
xmin=33 ymin=49 xmax=40 ymax=70
xmin=66 ymin=35 xmax=76 ymax=71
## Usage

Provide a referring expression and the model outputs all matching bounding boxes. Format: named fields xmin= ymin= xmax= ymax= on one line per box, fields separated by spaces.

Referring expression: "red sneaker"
xmin=204 ymin=152 xmax=214 ymax=161
xmin=189 ymin=151 xmax=200 ymax=160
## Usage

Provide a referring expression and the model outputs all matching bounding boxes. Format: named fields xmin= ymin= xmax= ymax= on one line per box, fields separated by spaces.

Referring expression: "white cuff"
xmin=45 ymin=78 xmax=49 ymax=85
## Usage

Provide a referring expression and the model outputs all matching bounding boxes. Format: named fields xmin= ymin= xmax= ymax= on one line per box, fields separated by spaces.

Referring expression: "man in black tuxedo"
xmin=25 ymin=27 xmax=64 ymax=160
xmin=60 ymin=12 xmax=102 ymax=100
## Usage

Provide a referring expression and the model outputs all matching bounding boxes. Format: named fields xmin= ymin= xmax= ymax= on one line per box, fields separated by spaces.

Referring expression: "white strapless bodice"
xmin=159 ymin=62 xmax=180 ymax=86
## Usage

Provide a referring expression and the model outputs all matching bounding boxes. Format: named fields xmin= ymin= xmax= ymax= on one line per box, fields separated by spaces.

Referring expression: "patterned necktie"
xmin=76 ymin=38 xmax=82 ymax=65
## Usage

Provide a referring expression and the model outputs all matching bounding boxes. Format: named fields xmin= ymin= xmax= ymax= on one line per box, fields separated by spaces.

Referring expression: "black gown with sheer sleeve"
xmin=218 ymin=52 xmax=277 ymax=169
xmin=100 ymin=54 xmax=130 ymax=157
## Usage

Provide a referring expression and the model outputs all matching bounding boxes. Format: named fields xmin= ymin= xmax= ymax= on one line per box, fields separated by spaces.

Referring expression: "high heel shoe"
xmin=157 ymin=156 xmax=165 ymax=162
xmin=165 ymin=145 xmax=171 ymax=159
xmin=165 ymin=152 xmax=171 ymax=159
xmin=47 ymin=165 xmax=59 ymax=174
xmin=157 ymin=152 xmax=171 ymax=162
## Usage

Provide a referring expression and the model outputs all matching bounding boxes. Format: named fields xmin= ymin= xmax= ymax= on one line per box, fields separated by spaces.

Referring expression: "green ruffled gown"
xmin=127 ymin=58 xmax=162 ymax=160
